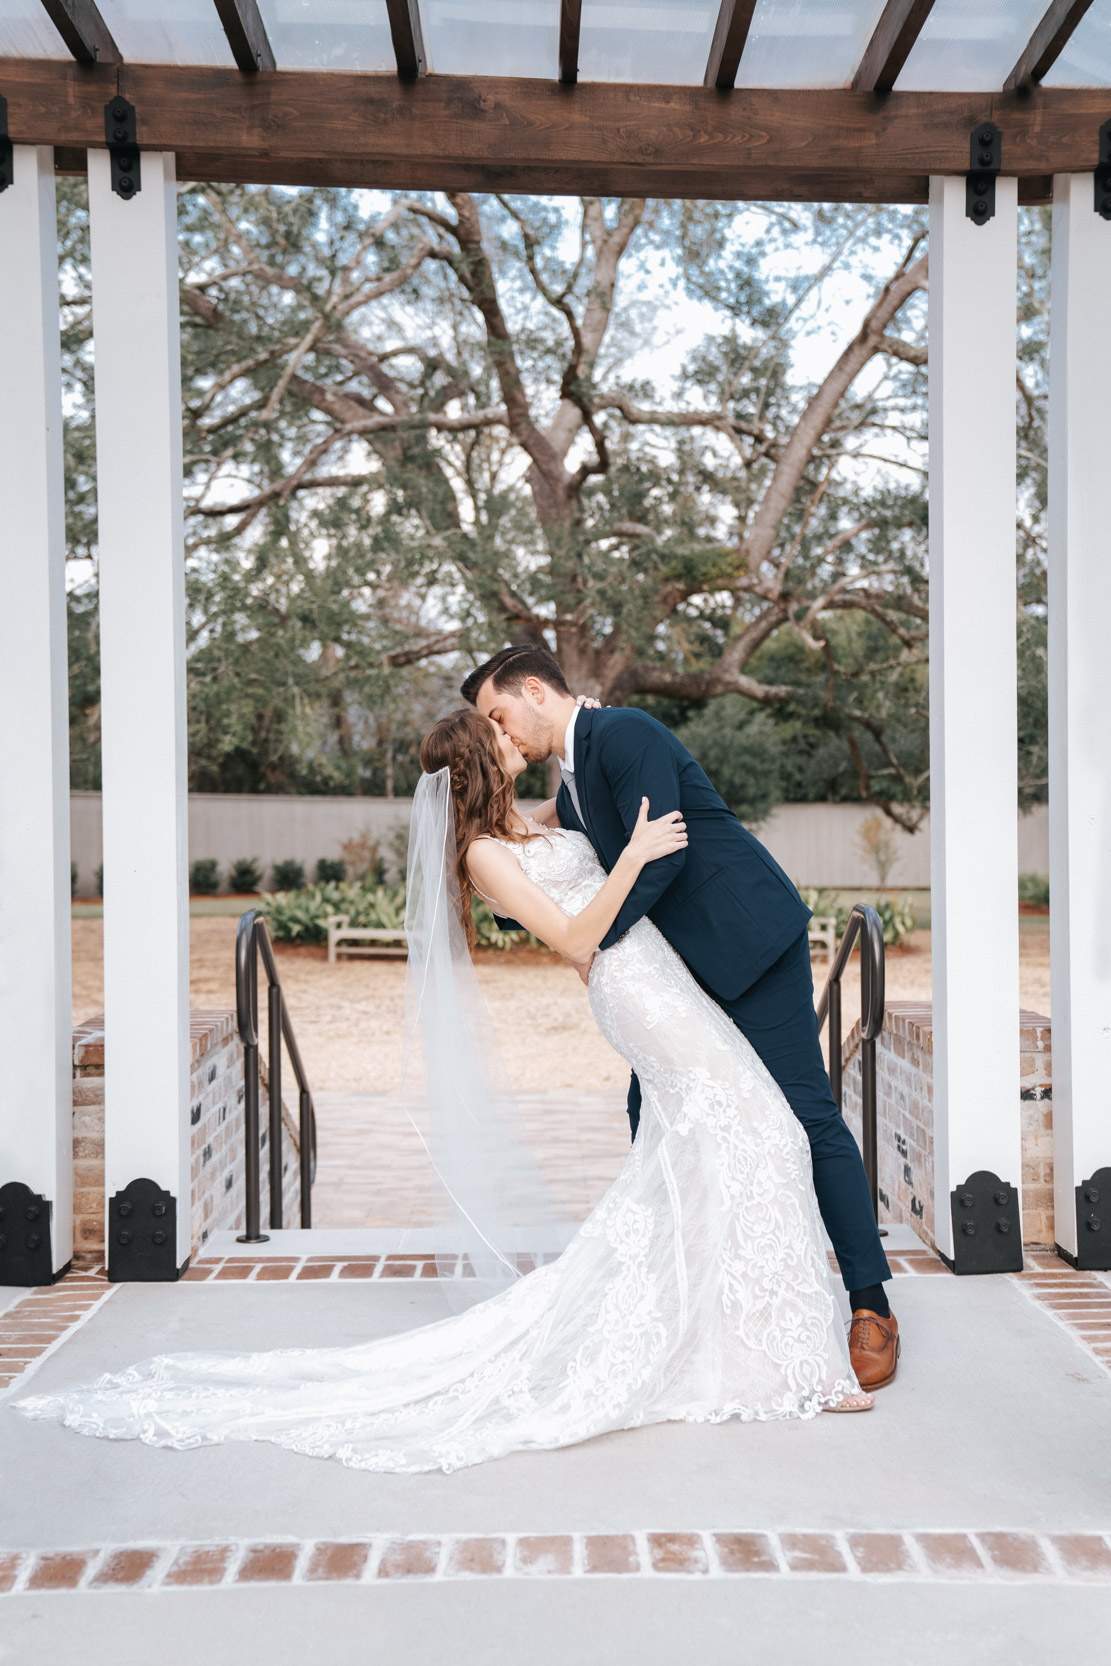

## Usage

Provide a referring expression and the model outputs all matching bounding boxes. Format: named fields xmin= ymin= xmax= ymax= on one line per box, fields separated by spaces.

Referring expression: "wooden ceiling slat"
xmin=851 ymin=0 xmax=937 ymax=94
xmin=704 ymin=0 xmax=758 ymax=90
xmin=385 ymin=0 xmax=425 ymax=80
xmin=1005 ymin=0 xmax=1097 ymax=91
xmin=213 ymin=0 xmax=275 ymax=74
xmin=2 ymin=61 xmax=1106 ymax=197
xmin=39 ymin=0 xmax=121 ymax=65
xmin=559 ymin=0 xmax=582 ymax=85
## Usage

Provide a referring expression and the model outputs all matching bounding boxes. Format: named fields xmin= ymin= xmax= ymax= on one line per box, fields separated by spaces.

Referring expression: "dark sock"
xmin=849 ymin=1284 xmax=890 ymax=1319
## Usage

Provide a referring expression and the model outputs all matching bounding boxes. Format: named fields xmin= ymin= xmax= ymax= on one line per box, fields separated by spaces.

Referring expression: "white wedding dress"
xmin=17 ymin=827 xmax=857 ymax=1471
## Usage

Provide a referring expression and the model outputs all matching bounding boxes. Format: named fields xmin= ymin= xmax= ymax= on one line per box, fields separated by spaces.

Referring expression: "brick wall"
xmin=841 ymin=1003 xmax=1053 ymax=1250
xmin=71 ymin=1011 xmax=302 ymax=1270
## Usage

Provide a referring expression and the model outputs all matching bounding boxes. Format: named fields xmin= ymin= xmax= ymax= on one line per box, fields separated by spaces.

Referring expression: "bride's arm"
xmin=525 ymin=796 xmax=561 ymax=828
xmin=466 ymin=801 xmax=686 ymax=965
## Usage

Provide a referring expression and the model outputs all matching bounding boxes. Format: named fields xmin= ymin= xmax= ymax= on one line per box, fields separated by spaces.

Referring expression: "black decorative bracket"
xmin=104 ymin=96 xmax=141 ymax=200
xmin=107 ymin=1178 xmax=185 ymax=1281
xmin=966 ymin=121 xmax=1001 ymax=226
xmin=0 ymin=95 xmax=12 ymax=194
xmin=1096 ymin=121 xmax=1111 ymax=221
xmin=942 ymin=1170 xmax=1024 ymax=1274
xmin=1057 ymin=1167 xmax=1111 ymax=1272
xmin=0 ymin=1182 xmax=66 ymax=1286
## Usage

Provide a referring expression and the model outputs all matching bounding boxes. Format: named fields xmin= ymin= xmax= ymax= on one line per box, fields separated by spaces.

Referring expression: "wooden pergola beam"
xmin=3 ymin=61 xmax=1106 ymax=197
xmin=559 ymin=0 xmax=582 ymax=86
xmin=851 ymin=0 xmax=937 ymax=94
xmin=212 ymin=0 xmax=275 ymax=74
xmin=39 ymin=0 xmax=120 ymax=65
xmin=704 ymin=0 xmax=758 ymax=91
xmin=385 ymin=0 xmax=425 ymax=81
xmin=1005 ymin=0 xmax=1096 ymax=91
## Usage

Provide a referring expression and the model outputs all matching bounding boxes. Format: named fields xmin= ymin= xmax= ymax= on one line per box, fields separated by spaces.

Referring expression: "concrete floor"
xmin=3 ymin=1263 xmax=1111 ymax=1657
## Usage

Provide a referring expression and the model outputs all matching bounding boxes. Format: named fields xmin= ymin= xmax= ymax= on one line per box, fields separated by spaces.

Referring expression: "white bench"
xmin=807 ymin=914 xmax=837 ymax=968
xmin=326 ymin=914 xmax=408 ymax=964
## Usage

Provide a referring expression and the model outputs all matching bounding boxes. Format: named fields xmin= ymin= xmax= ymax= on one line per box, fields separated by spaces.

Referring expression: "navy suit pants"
xmin=625 ymin=929 xmax=890 ymax=1292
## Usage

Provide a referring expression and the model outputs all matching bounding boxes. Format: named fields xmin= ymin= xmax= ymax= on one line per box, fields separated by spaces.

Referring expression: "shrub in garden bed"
xmin=258 ymin=880 xmax=538 ymax=951
xmin=316 ymin=857 xmax=346 ymax=883
xmin=1018 ymin=872 xmax=1050 ymax=909
xmin=189 ymin=858 xmax=221 ymax=895
xmin=229 ymin=856 xmax=264 ymax=893
xmin=272 ymin=858 xmax=306 ymax=891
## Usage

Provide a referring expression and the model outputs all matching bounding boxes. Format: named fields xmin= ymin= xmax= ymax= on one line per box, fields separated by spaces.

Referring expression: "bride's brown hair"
xmin=418 ymin=708 xmax=542 ymax=948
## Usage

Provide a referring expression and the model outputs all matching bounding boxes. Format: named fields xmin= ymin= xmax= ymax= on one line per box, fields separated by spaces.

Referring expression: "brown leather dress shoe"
xmin=849 ymin=1310 xmax=900 ymax=1390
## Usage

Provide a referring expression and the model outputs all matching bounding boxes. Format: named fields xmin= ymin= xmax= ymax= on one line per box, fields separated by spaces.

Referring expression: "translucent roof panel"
xmin=0 ymin=2 xmax=73 ymax=59
xmin=258 ymin=1 xmax=395 ymax=73
xmin=95 ymin=1 xmax=236 ymax=66
xmin=897 ymin=0 xmax=1051 ymax=91
xmin=1042 ymin=2 xmax=1111 ymax=88
xmin=423 ymin=1 xmax=558 ymax=78
xmin=578 ymin=2 xmax=718 ymax=86
xmin=736 ymin=1 xmax=890 ymax=89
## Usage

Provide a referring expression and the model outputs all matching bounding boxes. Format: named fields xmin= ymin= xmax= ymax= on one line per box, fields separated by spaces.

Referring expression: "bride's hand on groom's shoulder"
xmin=575 ymin=695 xmax=603 ymax=709
xmin=622 ymin=797 xmax=688 ymax=872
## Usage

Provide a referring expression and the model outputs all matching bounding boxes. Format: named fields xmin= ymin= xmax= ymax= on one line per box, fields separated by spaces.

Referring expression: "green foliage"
xmin=874 ymin=895 xmax=917 ymax=946
xmin=257 ymin=880 xmax=535 ymax=951
xmin=53 ymin=181 xmax=1052 ymax=824
xmin=189 ymin=858 xmax=221 ymax=895
xmin=316 ymin=857 xmax=346 ymax=884
xmin=671 ymin=698 xmax=784 ymax=824
xmin=799 ymin=887 xmax=851 ymax=938
xmin=229 ymin=856 xmax=264 ymax=893
xmin=71 ymin=861 xmax=78 ymax=899
xmin=1018 ymin=872 xmax=1050 ymax=907
xmin=272 ymin=858 xmax=306 ymax=891
xmin=799 ymin=887 xmax=916 ymax=947
xmin=94 ymin=864 xmax=103 ymax=897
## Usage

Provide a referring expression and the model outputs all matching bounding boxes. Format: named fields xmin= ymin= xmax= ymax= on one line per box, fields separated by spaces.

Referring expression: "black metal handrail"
xmin=235 ymin=910 xmax=317 ymax=1242
xmin=815 ymin=903 xmax=886 ymax=1231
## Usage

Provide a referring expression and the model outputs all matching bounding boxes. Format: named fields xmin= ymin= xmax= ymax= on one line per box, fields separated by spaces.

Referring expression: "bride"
xmin=16 ymin=708 xmax=869 ymax=1473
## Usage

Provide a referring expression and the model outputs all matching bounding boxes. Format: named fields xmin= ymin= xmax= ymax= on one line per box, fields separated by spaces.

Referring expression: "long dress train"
xmin=16 ymin=828 xmax=857 ymax=1472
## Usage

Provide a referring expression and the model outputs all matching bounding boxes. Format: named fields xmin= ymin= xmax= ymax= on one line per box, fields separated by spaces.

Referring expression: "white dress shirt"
xmin=559 ymin=703 xmax=583 ymax=820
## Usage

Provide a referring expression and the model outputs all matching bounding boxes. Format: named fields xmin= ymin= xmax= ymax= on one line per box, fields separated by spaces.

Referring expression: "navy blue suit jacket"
xmin=556 ymin=707 xmax=810 ymax=1002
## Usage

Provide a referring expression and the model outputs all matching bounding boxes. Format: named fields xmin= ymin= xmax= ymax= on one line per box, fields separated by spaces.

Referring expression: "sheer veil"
xmin=402 ymin=769 xmax=573 ymax=1308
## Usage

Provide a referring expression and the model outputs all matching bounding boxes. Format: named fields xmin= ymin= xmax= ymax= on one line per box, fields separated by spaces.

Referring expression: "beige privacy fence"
xmin=69 ymin=791 xmax=1049 ymax=899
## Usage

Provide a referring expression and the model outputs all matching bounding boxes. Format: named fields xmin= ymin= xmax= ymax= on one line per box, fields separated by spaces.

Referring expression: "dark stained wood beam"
xmin=559 ymin=0 xmax=582 ymax=85
xmin=1005 ymin=1 xmax=1097 ymax=91
xmin=2 ymin=62 xmax=1106 ymax=200
xmin=385 ymin=0 xmax=425 ymax=81
xmin=39 ymin=0 xmax=121 ymax=65
xmin=704 ymin=0 xmax=758 ymax=90
xmin=212 ymin=0 xmax=275 ymax=74
xmin=851 ymin=0 xmax=937 ymax=94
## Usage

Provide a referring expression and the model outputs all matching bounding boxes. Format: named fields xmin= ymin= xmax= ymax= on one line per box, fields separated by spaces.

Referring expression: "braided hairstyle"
xmin=418 ymin=708 xmax=542 ymax=948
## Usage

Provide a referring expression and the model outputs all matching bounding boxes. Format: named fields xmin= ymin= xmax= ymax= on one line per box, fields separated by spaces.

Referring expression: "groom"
xmin=462 ymin=643 xmax=900 ymax=1390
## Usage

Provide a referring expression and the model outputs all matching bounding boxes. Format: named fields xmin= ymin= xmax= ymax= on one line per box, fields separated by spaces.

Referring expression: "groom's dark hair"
xmin=460 ymin=644 xmax=571 ymax=706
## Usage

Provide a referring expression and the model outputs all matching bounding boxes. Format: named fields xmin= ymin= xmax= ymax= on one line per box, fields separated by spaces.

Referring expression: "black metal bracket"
xmin=966 ymin=121 xmax=1001 ymax=226
xmin=941 ymin=1170 xmax=1024 ymax=1274
xmin=1058 ymin=1167 xmax=1111 ymax=1271
xmin=104 ymin=96 xmax=141 ymax=200
xmin=1096 ymin=121 xmax=1111 ymax=221
xmin=0 ymin=95 xmax=12 ymax=194
xmin=0 ymin=1182 xmax=64 ymax=1286
xmin=107 ymin=1178 xmax=184 ymax=1281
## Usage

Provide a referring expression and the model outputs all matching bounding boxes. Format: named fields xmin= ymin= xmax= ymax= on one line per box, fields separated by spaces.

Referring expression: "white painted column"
xmin=88 ymin=150 xmax=191 ymax=1273
xmin=0 ymin=147 xmax=74 ymax=1278
xmin=928 ymin=174 xmax=1023 ymax=1266
xmin=1047 ymin=173 xmax=1111 ymax=1266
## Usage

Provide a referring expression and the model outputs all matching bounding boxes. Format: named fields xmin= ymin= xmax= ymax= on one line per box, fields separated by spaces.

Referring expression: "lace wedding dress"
xmin=17 ymin=826 xmax=857 ymax=1471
